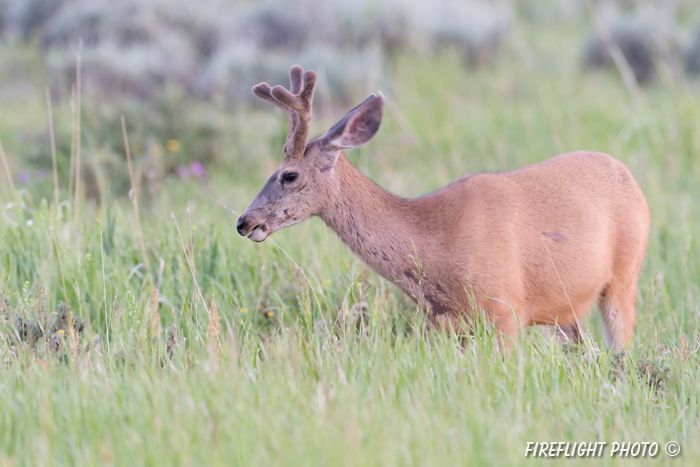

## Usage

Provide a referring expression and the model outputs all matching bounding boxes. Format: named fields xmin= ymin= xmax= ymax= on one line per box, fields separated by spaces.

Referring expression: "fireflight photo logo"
xmin=525 ymin=441 xmax=681 ymax=458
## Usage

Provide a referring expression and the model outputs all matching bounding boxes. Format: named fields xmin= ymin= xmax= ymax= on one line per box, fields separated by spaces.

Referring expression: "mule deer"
xmin=237 ymin=65 xmax=650 ymax=351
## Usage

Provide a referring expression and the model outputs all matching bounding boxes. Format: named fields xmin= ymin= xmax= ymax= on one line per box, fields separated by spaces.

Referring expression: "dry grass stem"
xmin=207 ymin=294 xmax=221 ymax=343
xmin=150 ymin=288 xmax=161 ymax=338
xmin=46 ymin=87 xmax=60 ymax=204
xmin=121 ymin=116 xmax=150 ymax=271
xmin=68 ymin=84 xmax=76 ymax=203
xmin=73 ymin=42 xmax=82 ymax=222
xmin=0 ymin=138 xmax=16 ymax=199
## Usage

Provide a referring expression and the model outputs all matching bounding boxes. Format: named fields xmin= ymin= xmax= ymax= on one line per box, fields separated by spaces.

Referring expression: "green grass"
xmin=1 ymin=42 xmax=700 ymax=466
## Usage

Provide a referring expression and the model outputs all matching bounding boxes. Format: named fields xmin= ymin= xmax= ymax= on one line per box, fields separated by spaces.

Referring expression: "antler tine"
xmin=270 ymin=69 xmax=317 ymax=158
xmin=252 ymin=82 xmax=290 ymax=114
xmin=288 ymin=65 xmax=303 ymax=94
xmin=270 ymin=70 xmax=316 ymax=112
xmin=283 ymin=66 xmax=303 ymax=155
xmin=253 ymin=81 xmax=299 ymax=155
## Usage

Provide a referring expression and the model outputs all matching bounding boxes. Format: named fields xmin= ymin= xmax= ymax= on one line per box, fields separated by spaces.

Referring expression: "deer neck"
xmin=319 ymin=154 xmax=426 ymax=286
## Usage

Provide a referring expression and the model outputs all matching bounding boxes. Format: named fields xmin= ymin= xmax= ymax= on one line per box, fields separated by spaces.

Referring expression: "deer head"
xmin=237 ymin=65 xmax=384 ymax=242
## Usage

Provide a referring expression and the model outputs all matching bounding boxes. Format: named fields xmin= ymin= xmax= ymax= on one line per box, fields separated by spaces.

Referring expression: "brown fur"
xmin=237 ymin=66 xmax=650 ymax=352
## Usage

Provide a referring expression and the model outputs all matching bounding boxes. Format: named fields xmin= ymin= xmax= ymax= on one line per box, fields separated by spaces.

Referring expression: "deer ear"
xmin=322 ymin=93 xmax=384 ymax=151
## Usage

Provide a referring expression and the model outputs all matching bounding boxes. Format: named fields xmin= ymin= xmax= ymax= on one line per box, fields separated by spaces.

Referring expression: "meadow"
xmin=1 ymin=8 xmax=700 ymax=466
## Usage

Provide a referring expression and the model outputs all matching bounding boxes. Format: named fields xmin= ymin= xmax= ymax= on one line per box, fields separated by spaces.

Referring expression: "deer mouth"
xmin=238 ymin=210 xmax=275 ymax=242
xmin=247 ymin=224 xmax=270 ymax=242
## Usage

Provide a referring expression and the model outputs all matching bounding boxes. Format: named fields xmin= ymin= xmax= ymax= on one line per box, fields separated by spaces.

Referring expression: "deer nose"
xmin=236 ymin=218 xmax=247 ymax=236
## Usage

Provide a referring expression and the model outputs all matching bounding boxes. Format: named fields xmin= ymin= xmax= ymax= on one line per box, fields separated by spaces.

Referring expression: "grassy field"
xmin=1 ymin=31 xmax=700 ymax=465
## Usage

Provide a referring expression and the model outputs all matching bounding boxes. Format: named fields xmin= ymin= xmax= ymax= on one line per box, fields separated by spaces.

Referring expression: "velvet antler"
xmin=252 ymin=65 xmax=317 ymax=160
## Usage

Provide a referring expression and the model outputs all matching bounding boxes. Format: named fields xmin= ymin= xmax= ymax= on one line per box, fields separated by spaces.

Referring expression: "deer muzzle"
xmin=237 ymin=211 xmax=271 ymax=242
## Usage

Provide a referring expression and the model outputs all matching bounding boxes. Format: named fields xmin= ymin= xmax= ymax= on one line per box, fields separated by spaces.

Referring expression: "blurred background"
xmin=0 ymin=0 xmax=698 ymax=206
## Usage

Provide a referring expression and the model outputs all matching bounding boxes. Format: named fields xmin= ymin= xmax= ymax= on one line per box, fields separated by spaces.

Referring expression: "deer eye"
xmin=282 ymin=172 xmax=298 ymax=183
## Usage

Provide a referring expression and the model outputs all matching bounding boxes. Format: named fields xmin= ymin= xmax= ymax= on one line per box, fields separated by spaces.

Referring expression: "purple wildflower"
xmin=190 ymin=161 xmax=207 ymax=181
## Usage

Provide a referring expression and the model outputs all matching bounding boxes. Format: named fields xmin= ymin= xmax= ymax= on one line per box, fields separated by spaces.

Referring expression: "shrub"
xmin=4 ymin=0 xmax=510 ymax=104
xmin=583 ymin=8 xmax=681 ymax=84
xmin=2 ymin=0 xmax=63 ymax=39
xmin=1 ymin=0 xmax=510 ymax=202
xmin=0 ymin=0 xmax=5 ymax=36
xmin=423 ymin=1 xmax=510 ymax=68
xmin=687 ymin=23 xmax=700 ymax=75
xmin=197 ymin=41 xmax=385 ymax=106
xmin=0 ymin=283 xmax=86 ymax=363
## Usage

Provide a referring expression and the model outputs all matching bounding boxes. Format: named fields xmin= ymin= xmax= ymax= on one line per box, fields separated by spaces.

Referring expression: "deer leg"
xmin=556 ymin=321 xmax=583 ymax=345
xmin=429 ymin=311 xmax=468 ymax=338
xmin=492 ymin=310 xmax=520 ymax=352
xmin=598 ymin=282 xmax=636 ymax=353
xmin=430 ymin=305 xmax=520 ymax=353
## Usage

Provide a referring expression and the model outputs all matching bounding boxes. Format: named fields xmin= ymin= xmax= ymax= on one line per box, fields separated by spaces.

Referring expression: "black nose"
xmin=237 ymin=218 xmax=246 ymax=236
